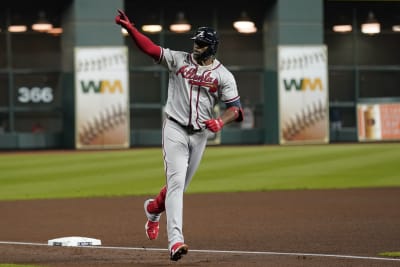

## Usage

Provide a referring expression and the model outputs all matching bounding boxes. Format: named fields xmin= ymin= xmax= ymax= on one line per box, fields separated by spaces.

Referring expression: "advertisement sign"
xmin=357 ymin=103 xmax=400 ymax=141
xmin=278 ymin=45 xmax=329 ymax=144
xmin=75 ymin=46 xmax=130 ymax=149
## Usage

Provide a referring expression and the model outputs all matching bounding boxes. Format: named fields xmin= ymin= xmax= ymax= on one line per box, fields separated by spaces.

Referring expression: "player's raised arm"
xmin=115 ymin=9 xmax=162 ymax=61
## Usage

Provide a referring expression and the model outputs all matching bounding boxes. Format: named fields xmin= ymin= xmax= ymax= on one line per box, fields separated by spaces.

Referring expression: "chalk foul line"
xmin=0 ymin=240 xmax=399 ymax=262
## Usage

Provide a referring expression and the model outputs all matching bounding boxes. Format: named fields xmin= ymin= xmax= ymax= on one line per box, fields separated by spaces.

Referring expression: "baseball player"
xmin=115 ymin=9 xmax=243 ymax=261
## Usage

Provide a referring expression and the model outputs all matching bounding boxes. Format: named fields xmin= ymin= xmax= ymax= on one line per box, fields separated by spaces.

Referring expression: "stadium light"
xmin=361 ymin=11 xmax=380 ymax=35
xmin=169 ymin=12 xmax=191 ymax=33
xmin=142 ymin=14 xmax=162 ymax=33
xmin=32 ymin=11 xmax=53 ymax=32
xmin=233 ymin=12 xmax=257 ymax=34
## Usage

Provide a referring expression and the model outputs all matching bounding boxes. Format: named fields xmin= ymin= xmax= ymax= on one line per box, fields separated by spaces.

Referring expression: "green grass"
xmin=0 ymin=143 xmax=400 ymax=200
xmin=379 ymin=252 xmax=400 ymax=258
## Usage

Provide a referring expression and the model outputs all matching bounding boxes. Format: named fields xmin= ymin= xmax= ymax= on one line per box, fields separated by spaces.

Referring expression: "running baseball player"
xmin=115 ymin=9 xmax=243 ymax=261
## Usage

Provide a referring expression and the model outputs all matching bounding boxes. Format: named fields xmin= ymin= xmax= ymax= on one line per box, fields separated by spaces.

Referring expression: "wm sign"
xmin=80 ymin=80 xmax=123 ymax=93
xmin=283 ymin=78 xmax=323 ymax=91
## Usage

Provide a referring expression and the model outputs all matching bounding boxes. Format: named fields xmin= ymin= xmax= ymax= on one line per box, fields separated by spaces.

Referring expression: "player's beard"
xmin=193 ymin=49 xmax=212 ymax=64
xmin=193 ymin=50 xmax=202 ymax=61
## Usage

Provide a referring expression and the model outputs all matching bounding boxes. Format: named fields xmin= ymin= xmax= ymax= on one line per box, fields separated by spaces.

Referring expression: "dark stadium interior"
xmin=0 ymin=0 xmax=399 ymax=148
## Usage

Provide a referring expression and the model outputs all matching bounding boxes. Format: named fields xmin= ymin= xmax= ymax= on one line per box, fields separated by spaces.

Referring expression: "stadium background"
xmin=0 ymin=0 xmax=400 ymax=149
xmin=1 ymin=1 xmax=400 ymax=265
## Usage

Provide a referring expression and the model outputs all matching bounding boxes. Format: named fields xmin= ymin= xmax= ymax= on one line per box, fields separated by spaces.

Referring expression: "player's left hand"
xmin=204 ymin=118 xmax=224 ymax=133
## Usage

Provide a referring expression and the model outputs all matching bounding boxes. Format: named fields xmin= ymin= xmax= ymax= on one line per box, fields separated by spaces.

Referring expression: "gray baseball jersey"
xmin=161 ymin=48 xmax=240 ymax=129
xmin=158 ymin=47 xmax=241 ymax=250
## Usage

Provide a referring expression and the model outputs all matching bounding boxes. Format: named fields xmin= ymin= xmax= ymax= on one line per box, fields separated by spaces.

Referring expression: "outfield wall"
xmin=0 ymin=128 xmax=264 ymax=149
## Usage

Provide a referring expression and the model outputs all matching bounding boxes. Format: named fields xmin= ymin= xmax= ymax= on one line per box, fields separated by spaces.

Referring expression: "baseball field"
xmin=1 ymin=143 xmax=400 ymax=266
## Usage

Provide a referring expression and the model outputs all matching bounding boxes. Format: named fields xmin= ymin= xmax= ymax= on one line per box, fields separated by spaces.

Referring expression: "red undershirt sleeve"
xmin=127 ymin=26 xmax=162 ymax=62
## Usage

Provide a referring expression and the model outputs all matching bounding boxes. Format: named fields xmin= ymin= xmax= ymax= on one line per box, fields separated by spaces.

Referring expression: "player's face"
xmin=193 ymin=40 xmax=209 ymax=59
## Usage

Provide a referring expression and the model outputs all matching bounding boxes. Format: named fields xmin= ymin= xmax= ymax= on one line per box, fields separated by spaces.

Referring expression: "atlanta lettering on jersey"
xmin=176 ymin=65 xmax=219 ymax=93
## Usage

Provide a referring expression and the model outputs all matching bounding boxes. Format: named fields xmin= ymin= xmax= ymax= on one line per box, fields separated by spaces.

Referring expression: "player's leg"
xmin=167 ymin=131 xmax=208 ymax=260
xmin=184 ymin=131 xmax=209 ymax=191
xmin=147 ymin=185 xmax=167 ymax=214
xmin=162 ymin=120 xmax=190 ymax=254
xmin=144 ymin=185 xmax=167 ymax=240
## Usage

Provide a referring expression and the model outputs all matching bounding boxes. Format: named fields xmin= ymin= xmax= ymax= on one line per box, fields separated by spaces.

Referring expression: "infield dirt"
xmin=1 ymin=188 xmax=400 ymax=266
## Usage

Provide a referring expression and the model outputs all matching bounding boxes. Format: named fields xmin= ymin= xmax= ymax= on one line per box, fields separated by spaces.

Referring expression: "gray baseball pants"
xmin=162 ymin=118 xmax=209 ymax=250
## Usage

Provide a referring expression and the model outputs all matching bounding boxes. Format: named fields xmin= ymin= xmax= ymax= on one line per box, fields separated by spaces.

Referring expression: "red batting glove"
xmin=205 ymin=118 xmax=224 ymax=133
xmin=115 ymin=9 xmax=135 ymax=32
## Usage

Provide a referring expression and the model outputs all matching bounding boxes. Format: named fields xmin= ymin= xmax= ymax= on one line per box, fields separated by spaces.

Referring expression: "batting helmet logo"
xmin=191 ymin=27 xmax=219 ymax=46
xmin=190 ymin=27 xmax=219 ymax=60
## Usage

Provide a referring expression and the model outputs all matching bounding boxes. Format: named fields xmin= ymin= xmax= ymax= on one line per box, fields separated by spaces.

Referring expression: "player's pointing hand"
xmin=115 ymin=9 xmax=134 ymax=30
